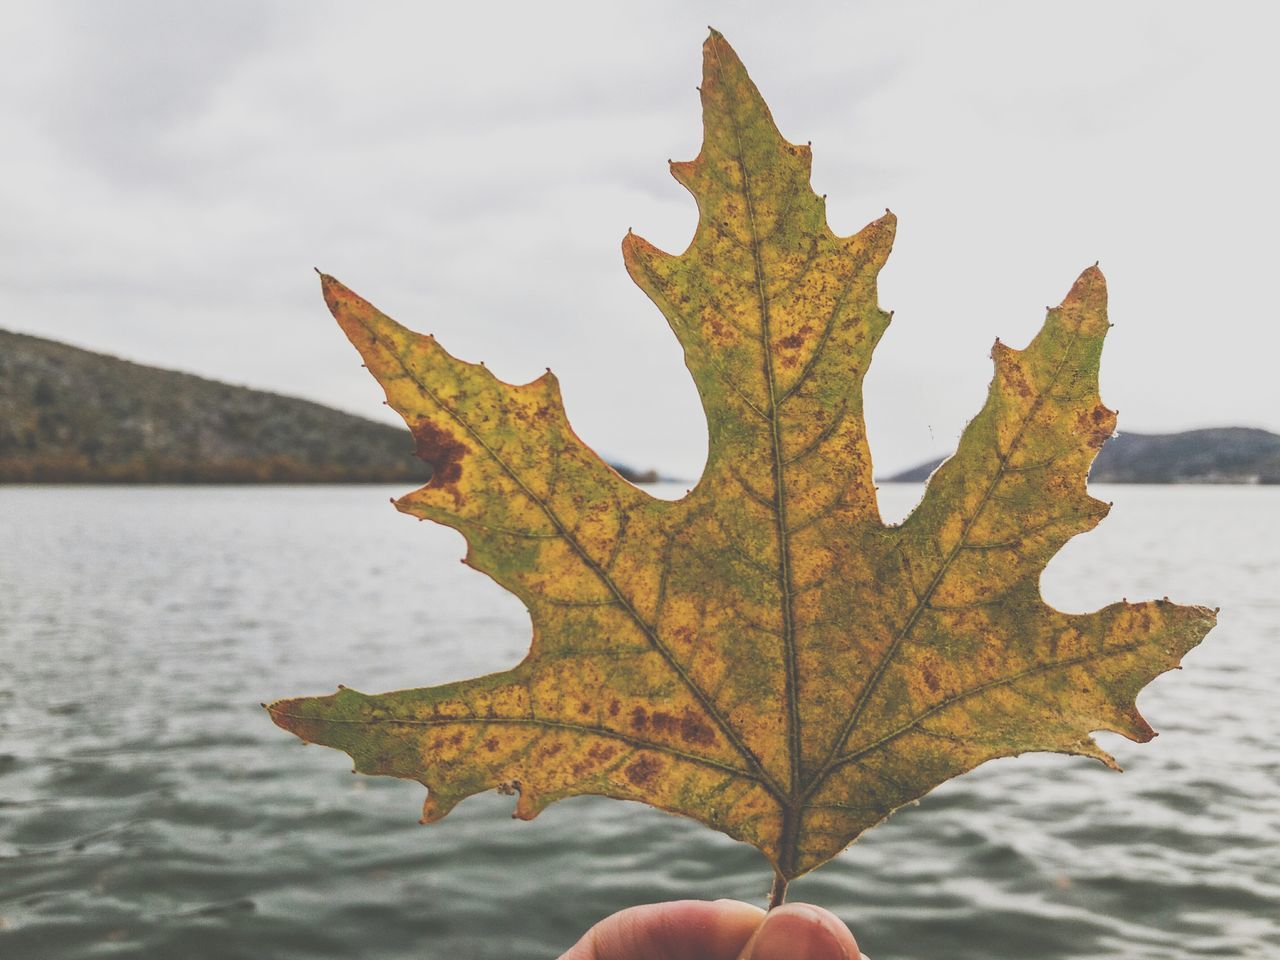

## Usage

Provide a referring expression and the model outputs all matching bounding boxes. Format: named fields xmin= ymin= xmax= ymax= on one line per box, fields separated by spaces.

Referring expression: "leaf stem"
xmin=767 ymin=867 xmax=789 ymax=910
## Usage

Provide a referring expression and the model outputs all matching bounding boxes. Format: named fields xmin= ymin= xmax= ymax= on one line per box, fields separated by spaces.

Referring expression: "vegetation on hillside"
xmin=0 ymin=329 xmax=431 ymax=483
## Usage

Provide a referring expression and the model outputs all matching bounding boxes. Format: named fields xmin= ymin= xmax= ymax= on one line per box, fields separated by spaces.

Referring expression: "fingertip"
xmin=658 ymin=900 xmax=766 ymax=959
xmin=740 ymin=903 xmax=861 ymax=960
xmin=714 ymin=897 xmax=768 ymax=920
xmin=561 ymin=899 xmax=764 ymax=960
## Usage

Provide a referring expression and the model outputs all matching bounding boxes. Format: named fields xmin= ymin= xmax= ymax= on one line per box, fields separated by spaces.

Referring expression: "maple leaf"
xmin=268 ymin=30 xmax=1215 ymax=895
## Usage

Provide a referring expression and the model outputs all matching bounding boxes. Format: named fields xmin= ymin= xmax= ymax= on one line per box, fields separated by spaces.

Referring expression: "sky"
xmin=2 ymin=1 xmax=1277 ymax=478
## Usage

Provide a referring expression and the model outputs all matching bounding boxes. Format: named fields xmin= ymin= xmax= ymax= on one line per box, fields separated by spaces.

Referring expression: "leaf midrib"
xmin=708 ymin=41 xmax=803 ymax=812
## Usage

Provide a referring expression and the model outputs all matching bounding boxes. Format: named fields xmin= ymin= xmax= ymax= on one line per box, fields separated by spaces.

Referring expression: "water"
xmin=1 ymin=484 xmax=1276 ymax=959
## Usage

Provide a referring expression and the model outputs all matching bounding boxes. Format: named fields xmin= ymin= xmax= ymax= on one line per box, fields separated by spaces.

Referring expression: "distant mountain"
xmin=0 ymin=330 xmax=662 ymax=484
xmin=0 ymin=329 xmax=431 ymax=482
xmin=884 ymin=427 xmax=1280 ymax=485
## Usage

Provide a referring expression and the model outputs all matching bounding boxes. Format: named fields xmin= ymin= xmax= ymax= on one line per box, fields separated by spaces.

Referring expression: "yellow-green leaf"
xmin=268 ymin=30 xmax=1215 ymax=886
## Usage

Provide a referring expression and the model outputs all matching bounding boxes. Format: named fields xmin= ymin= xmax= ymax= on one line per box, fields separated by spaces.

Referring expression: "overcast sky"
xmin=2 ymin=1 xmax=1276 ymax=477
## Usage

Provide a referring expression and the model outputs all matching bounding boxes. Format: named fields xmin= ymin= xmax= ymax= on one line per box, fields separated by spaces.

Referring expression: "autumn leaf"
xmin=268 ymin=30 xmax=1215 ymax=895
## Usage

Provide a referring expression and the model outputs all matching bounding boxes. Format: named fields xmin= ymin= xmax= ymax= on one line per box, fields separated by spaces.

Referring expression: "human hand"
xmin=558 ymin=899 xmax=864 ymax=960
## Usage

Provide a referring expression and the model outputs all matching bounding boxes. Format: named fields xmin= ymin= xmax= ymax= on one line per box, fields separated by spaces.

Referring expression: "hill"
xmin=0 ymin=330 xmax=665 ymax=485
xmin=885 ymin=427 xmax=1280 ymax=485
xmin=0 ymin=329 xmax=434 ymax=482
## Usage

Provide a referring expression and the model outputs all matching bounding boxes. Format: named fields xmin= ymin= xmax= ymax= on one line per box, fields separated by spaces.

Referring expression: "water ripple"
xmin=1 ymin=484 xmax=1276 ymax=959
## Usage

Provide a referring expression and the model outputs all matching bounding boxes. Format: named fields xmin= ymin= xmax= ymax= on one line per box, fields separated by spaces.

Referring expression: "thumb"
xmin=738 ymin=903 xmax=862 ymax=960
xmin=559 ymin=899 xmax=764 ymax=960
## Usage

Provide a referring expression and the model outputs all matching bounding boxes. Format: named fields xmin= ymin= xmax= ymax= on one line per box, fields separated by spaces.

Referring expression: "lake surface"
xmin=1 ymin=484 xmax=1276 ymax=959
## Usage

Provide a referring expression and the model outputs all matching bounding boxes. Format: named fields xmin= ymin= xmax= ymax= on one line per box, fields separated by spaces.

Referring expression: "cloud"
xmin=1 ymin=0 xmax=1276 ymax=479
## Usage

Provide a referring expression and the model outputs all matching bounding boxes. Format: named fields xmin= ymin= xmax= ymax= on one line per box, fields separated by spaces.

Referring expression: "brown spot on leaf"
xmin=409 ymin=419 xmax=467 ymax=489
xmin=572 ymin=744 xmax=617 ymax=778
xmin=922 ymin=664 xmax=941 ymax=695
xmin=625 ymin=755 xmax=662 ymax=787
xmin=1078 ymin=405 xmax=1116 ymax=449
xmin=1000 ymin=357 xmax=1034 ymax=398
xmin=608 ymin=699 xmax=621 ymax=717
xmin=483 ymin=737 xmax=499 ymax=752
xmin=779 ymin=333 xmax=804 ymax=349
xmin=587 ymin=743 xmax=617 ymax=763
xmin=649 ymin=709 xmax=716 ymax=746
xmin=631 ymin=706 xmax=648 ymax=731
xmin=537 ymin=742 xmax=565 ymax=762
